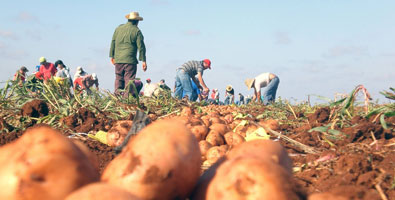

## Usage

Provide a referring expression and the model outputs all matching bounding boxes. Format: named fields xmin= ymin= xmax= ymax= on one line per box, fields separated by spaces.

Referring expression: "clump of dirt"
xmin=0 ymin=118 xmax=14 ymax=132
xmin=0 ymin=131 xmax=23 ymax=146
xmin=308 ymin=107 xmax=330 ymax=124
xmin=61 ymin=107 xmax=113 ymax=133
xmin=21 ymin=99 xmax=49 ymax=118
xmin=82 ymin=139 xmax=115 ymax=173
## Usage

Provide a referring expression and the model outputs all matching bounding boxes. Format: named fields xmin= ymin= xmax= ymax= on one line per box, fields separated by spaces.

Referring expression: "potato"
xmin=181 ymin=107 xmax=193 ymax=117
xmin=308 ymin=192 xmax=348 ymax=200
xmin=0 ymin=125 xmax=99 ymax=200
xmin=71 ymin=140 xmax=100 ymax=172
xmin=224 ymin=132 xmax=245 ymax=146
xmin=191 ymin=125 xmax=209 ymax=141
xmin=206 ymin=157 xmax=301 ymax=200
xmin=209 ymin=123 xmax=229 ymax=136
xmin=101 ymin=119 xmax=201 ymax=200
xmin=106 ymin=120 xmax=133 ymax=147
xmin=210 ymin=117 xmax=224 ymax=124
xmin=224 ymin=114 xmax=233 ymax=124
xmin=205 ymin=130 xmax=225 ymax=146
xmin=173 ymin=116 xmax=190 ymax=124
xmin=258 ymin=119 xmax=279 ymax=131
xmin=65 ymin=183 xmax=139 ymax=200
xmin=199 ymin=141 xmax=213 ymax=160
xmin=227 ymin=140 xmax=293 ymax=174
xmin=206 ymin=145 xmax=228 ymax=165
xmin=190 ymin=117 xmax=203 ymax=126
xmin=201 ymin=117 xmax=211 ymax=127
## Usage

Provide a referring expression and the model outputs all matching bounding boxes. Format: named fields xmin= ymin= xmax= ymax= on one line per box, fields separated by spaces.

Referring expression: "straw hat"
xmin=244 ymin=78 xmax=255 ymax=90
xmin=125 ymin=12 xmax=143 ymax=21
xmin=226 ymin=85 xmax=233 ymax=92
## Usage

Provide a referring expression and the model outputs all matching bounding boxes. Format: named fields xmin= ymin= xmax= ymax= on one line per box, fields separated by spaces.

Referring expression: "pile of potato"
xmin=0 ymin=106 xmax=336 ymax=199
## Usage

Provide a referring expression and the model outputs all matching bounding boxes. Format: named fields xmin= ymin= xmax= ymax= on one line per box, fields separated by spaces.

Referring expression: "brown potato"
xmin=190 ymin=117 xmax=203 ymax=126
xmin=258 ymin=119 xmax=280 ymax=131
xmin=224 ymin=114 xmax=234 ymax=124
xmin=65 ymin=183 xmax=139 ymax=200
xmin=191 ymin=125 xmax=209 ymax=141
xmin=199 ymin=141 xmax=213 ymax=160
xmin=205 ymin=130 xmax=225 ymax=146
xmin=206 ymin=157 xmax=301 ymax=200
xmin=181 ymin=107 xmax=193 ymax=117
xmin=209 ymin=123 xmax=229 ymax=136
xmin=0 ymin=125 xmax=99 ymax=200
xmin=172 ymin=116 xmax=190 ymax=124
xmin=206 ymin=145 xmax=228 ymax=165
xmin=106 ymin=120 xmax=133 ymax=147
xmin=308 ymin=192 xmax=348 ymax=200
xmin=227 ymin=140 xmax=293 ymax=174
xmin=210 ymin=117 xmax=224 ymax=124
xmin=101 ymin=119 xmax=201 ymax=200
xmin=224 ymin=132 xmax=245 ymax=146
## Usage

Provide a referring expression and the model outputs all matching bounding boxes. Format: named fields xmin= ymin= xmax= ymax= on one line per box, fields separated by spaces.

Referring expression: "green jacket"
xmin=109 ymin=22 xmax=146 ymax=64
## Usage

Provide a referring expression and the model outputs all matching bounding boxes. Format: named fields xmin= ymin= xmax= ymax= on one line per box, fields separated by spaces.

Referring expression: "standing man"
xmin=110 ymin=11 xmax=147 ymax=97
xmin=174 ymin=59 xmax=211 ymax=100
xmin=244 ymin=72 xmax=280 ymax=105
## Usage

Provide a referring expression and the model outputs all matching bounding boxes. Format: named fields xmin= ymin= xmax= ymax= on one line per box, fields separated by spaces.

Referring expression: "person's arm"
xmin=95 ymin=80 xmax=99 ymax=90
xmin=197 ymin=72 xmax=209 ymax=93
xmin=110 ymin=29 xmax=117 ymax=65
xmin=136 ymin=30 xmax=147 ymax=71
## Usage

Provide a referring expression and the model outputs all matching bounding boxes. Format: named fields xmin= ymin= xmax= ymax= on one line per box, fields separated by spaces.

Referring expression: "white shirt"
xmin=253 ymin=73 xmax=271 ymax=90
xmin=143 ymin=83 xmax=159 ymax=97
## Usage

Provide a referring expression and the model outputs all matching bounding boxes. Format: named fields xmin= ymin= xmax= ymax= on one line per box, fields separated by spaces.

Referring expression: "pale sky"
xmin=1 ymin=0 xmax=394 ymax=103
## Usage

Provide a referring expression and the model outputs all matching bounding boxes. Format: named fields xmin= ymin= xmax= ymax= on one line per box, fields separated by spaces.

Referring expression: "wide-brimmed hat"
xmin=244 ymin=78 xmax=255 ymax=90
xmin=125 ymin=12 xmax=143 ymax=21
xmin=226 ymin=85 xmax=233 ymax=92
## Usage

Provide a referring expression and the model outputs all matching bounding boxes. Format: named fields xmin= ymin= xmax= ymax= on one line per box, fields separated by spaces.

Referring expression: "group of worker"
xmin=13 ymin=11 xmax=280 ymax=105
xmin=13 ymin=57 xmax=99 ymax=95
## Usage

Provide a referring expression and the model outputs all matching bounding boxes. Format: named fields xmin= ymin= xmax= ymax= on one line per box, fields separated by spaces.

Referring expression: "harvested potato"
xmin=206 ymin=157 xmax=302 ymax=200
xmin=224 ymin=114 xmax=233 ymax=124
xmin=206 ymin=145 xmax=228 ymax=165
xmin=199 ymin=141 xmax=213 ymax=160
xmin=173 ymin=116 xmax=190 ymax=124
xmin=308 ymin=192 xmax=348 ymax=200
xmin=191 ymin=125 xmax=209 ymax=141
xmin=0 ymin=125 xmax=100 ymax=200
xmin=181 ymin=107 xmax=193 ymax=117
xmin=205 ymin=130 xmax=225 ymax=146
xmin=227 ymin=140 xmax=293 ymax=174
xmin=258 ymin=119 xmax=279 ymax=131
xmin=190 ymin=117 xmax=203 ymax=126
xmin=209 ymin=123 xmax=229 ymax=136
xmin=106 ymin=120 xmax=133 ymax=147
xmin=224 ymin=132 xmax=245 ymax=146
xmin=65 ymin=183 xmax=139 ymax=200
xmin=201 ymin=115 xmax=211 ymax=127
xmin=102 ymin=119 xmax=201 ymax=200
xmin=210 ymin=117 xmax=224 ymax=124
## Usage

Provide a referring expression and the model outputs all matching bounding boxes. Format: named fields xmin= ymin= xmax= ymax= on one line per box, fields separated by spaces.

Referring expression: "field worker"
xmin=73 ymin=66 xmax=88 ymax=81
xmin=110 ymin=11 xmax=147 ymax=97
xmin=183 ymin=78 xmax=200 ymax=101
xmin=55 ymin=60 xmax=72 ymax=86
xmin=13 ymin=66 xmax=29 ymax=85
xmin=73 ymin=73 xmax=99 ymax=94
xmin=245 ymin=72 xmax=280 ymax=105
xmin=159 ymin=79 xmax=171 ymax=91
xmin=38 ymin=57 xmax=57 ymax=82
xmin=238 ymin=93 xmax=245 ymax=105
xmin=224 ymin=85 xmax=235 ymax=105
xmin=143 ymin=78 xmax=158 ymax=97
xmin=174 ymin=59 xmax=211 ymax=100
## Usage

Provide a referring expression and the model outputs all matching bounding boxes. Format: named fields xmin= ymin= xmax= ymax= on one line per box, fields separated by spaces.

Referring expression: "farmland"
xmin=0 ymin=80 xmax=394 ymax=199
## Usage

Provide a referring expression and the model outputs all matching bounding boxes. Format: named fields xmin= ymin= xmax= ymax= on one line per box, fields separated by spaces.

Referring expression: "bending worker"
xmin=174 ymin=59 xmax=211 ymax=100
xmin=244 ymin=72 xmax=280 ymax=105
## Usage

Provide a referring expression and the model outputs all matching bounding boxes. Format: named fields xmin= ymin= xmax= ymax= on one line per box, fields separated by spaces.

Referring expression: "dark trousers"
xmin=115 ymin=63 xmax=137 ymax=96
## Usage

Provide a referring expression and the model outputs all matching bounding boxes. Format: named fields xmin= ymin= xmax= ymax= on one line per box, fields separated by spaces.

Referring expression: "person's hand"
xmin=142 ymin=62 xmax=147 ymax=72
xmin=198 ymin=85 xmax=203 ymax=90
xmin=111 ymin=58 xmax=115 ymax=65
xmin=203 ymin=87 xmax=209 ymax=94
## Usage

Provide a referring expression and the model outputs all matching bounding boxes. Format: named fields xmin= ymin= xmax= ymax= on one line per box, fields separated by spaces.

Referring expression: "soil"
xmin=21 ymin=99 xmax=49 ymax=118
xmin=60 ymin=107 xmax=113 ymax=133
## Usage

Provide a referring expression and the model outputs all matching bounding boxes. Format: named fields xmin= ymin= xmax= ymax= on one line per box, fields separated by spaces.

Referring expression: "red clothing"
xmin=13 ymin=71 xmax=26 ymax=82
xmin=39 ymin=63 xmax=57 ymax=80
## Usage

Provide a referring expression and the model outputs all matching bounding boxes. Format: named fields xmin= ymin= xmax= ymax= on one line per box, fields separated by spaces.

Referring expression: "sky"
xmin=0 ymin=0 xmax=394 ymax=104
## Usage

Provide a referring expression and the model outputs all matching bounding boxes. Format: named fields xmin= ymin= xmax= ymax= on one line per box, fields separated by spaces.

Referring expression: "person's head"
xmin=39 ymin=57 xmax=47 ymax=64
xmin=20 ymin=66 xmax=28 ymax=74
xmin=91 ymin=73 xmax=97 ymax=81
xmin=146 ymin=78 xmax=151 ymax=83
xmin=125 ymin=12 xmax=143 ymax=25
xmin=55 ymin=60 xmax=64 ymax=69
xmin=76 ymin=66 xmax=84 ymax=74
xmin=239 ymin=93 xmax=242 ymax=96
xmin=202 ymin=59 xmax=211 ymax=70
xmin=160 ymin=79 xmax=165 ymax=84
xmin=226 ymin=85 xmax=233 ymax=92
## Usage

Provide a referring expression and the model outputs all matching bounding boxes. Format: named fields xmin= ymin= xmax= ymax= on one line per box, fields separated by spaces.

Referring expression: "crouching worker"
xmin=245 ymin=72 xmax=280 ymax=105
xmin=73 ymin=73 xmax=99 ymax=95
xmin=174 ymin=59 xmax=211 ymax=101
